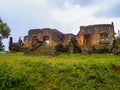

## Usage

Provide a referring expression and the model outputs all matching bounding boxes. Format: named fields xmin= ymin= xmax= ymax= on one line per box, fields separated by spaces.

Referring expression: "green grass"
xmin=0 ymin=53 xmax=120 ymax=90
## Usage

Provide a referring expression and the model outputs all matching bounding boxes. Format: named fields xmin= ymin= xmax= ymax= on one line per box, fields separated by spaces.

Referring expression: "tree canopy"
xmin=0 ymin=18 xmax=11 ymax=51
xmin=0 ymin=18 xmax=11 ymax=38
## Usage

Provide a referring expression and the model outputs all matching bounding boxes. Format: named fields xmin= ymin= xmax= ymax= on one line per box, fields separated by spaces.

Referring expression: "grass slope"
xmin=25 ymin=45 xmax=55 ymax=55
xmin=0 ymin=53 xmax=120 ymax=90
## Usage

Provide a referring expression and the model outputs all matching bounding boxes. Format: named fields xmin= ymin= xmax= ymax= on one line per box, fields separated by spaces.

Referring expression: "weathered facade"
xmin=24 ymin=28 xmax=75 ymax=47
xmin=24 ymin=22 xmax=115 ymax=47
xmin=76 ymin=22 xmax=114 ymax=46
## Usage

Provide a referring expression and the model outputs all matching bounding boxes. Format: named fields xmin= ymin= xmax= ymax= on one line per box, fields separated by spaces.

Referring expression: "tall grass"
xmin=0 ymin=53 xmax=120 ymax=90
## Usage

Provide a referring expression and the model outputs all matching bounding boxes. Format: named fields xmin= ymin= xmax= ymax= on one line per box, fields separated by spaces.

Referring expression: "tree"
xmin=68 ymin=37 xmax=82 ymax=53
xmin=0 ymin=18 xmax=11 ymax=51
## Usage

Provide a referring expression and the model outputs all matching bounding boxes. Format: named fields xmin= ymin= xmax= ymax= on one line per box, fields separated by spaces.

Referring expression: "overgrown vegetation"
xmin=0 ymin=45 xmax=4 ymax=51
xmin=55 ymin=37 xmax=120 ymax=55
xmin=0 ymin=18 xmax=11 ymax=51
xmin=8 ymin=31 xmax=120 ymax=57
xmin=54 ymin=37 xmax=82 ymax=55
xmin=0 ymin=53 xmax=120 ymax=90
xmin=24 ymin=44 xmax=55 ymax=56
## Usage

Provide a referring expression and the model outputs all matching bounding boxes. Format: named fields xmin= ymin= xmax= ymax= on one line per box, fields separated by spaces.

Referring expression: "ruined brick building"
xmin=76 ymin=22 xmax=114 ymax=46
xmin=24 ymin=22 xmax=114 ymax=47
xmin=24 ymin=28 xmax=75 ymax=47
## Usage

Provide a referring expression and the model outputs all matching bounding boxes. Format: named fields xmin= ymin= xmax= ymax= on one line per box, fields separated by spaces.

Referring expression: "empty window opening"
xmin=100 ymin=32 xmax=109 ymax=44
xmin=43 ymin=36 xmax=50 ymax=44
xmin=100 ymin=32 xmax=108 ymax=41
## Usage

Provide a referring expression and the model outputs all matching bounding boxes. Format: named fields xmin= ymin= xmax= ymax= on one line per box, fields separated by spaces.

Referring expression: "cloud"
xmin=95 ymin=0 xmax=120 ymax=18
xmin=0 ymin=0 xmax=53 ymax=38
xmin=0 ymin=0 xmax=119 ymax=35
xmin=49 ymin=0 xmax=101 ymax=8
xmin=70 ymin=0 xmax=101 ymax=7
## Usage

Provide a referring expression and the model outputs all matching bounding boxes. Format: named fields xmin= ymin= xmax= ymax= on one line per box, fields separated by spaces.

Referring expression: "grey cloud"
xmin=70 ymin=0 xmax=101 ymax=7
xmin=95 ymin=3 xmax=120 ymax=18
xmin=48 ymin=0 xmax=65 ymax=8
xmin=49 ymin=0 xmax=100 ymax=8
xmin=47 ymin=0 xmax=101 ymax=10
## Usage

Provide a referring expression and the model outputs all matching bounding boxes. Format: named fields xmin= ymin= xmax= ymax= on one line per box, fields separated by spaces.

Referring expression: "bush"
xmin=54 ymin=43 xmax=82 ymax=55
xmin=67 ymin=37 xmax=82 ymax=53
xmin=71 ymin=44 xmax=82 ymax=53
xmin=0 ymin=46 xmax=4 ymax=51
xmin=81 ymin=46 xmax=96 ymax=54
xmin=95 ymin=45 xmax=110 ymax=54
xmin=54 ymin=43 xmax=68 ymax=54
xmin=111 ymin=38 xmax=120 ymax=55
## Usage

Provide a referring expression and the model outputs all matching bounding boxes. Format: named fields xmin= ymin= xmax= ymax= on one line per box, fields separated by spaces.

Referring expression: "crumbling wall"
xmin=24 ymin=28 xmax=65 ymax=47
xmin=63 ymin=34 xmax=75 ymax=44
xmin=77 ymin=22 xmax=114 ymax=46
xmin=24 ymin=22 xmax=114 ymax=47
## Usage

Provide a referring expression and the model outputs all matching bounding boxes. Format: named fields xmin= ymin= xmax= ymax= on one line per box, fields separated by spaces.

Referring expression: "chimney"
xmin=111 ymin=22 xmax=114 ymax=26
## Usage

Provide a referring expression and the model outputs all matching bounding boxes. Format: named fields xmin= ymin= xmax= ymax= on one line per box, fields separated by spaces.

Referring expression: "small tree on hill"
xmin=0 ymin=18 xmax=11 ymax=51
xmin=68 ymin=37 xmax=82 ymax=53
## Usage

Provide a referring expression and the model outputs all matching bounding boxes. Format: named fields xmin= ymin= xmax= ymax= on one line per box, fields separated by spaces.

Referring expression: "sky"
xmin=0 ymin=0 xmax=120 ymax=50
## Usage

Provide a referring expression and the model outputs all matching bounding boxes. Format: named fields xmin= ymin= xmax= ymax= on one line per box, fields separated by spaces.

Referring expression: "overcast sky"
xmin=0 ymin=0 xmax=120 ymax=50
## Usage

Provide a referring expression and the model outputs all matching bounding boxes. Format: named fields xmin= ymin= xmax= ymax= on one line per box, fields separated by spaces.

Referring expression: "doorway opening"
xmin=83 ymin=34 xmax=91 ymax=46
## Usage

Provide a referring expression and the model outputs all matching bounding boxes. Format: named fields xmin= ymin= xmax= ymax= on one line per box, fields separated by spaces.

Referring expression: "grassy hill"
xmin=0 ymin=53 xmax=120 ymax=90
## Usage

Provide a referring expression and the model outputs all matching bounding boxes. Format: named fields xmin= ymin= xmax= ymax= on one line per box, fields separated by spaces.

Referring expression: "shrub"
xmin=81 ymin=46 xmax=96 ymax=54
xmin=67 ymin=37 xmax=82 ymax=53
xmin=54 ymin=43 xmax=68 ymax=54
xmin=111 ymin=38 xmax=120 ymax=55
xmin=0 ymin=45 xmax=4 ymax=51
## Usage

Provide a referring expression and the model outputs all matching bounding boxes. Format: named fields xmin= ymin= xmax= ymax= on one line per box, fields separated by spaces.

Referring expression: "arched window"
xmin=43 ymin=36 xmax=50 ymax=44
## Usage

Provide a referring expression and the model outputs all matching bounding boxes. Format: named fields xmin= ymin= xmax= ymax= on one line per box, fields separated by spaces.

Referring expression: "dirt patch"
xmin=112 ymin=65 xmax=120 ymax=72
